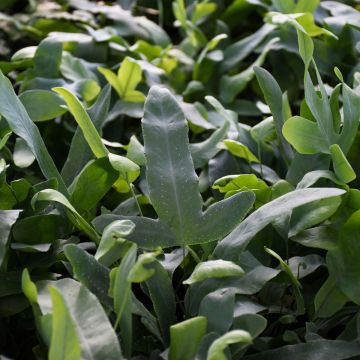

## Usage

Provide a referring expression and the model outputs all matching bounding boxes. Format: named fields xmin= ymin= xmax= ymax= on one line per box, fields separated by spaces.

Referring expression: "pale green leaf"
xmin=48 ymin=286 xmax=81 ymax=360
xmin=13 ymin=138 xmax=36 ymax=168
xmin=37 ymin=278 xmax=123 ymax=360
xmin=21 ymin=269 xmax=38 ymax=304
xmin=95 ymin=220 xmax=135 ymax=266
xmin=169 ymin=317 xmax=207 ymax=360
xmin=52 ymin=87 xmax=108 ymax=158
xmin=222 ymin=139 xmax=260 ymax=163
xmin=329 ymin=144 xmax=356 ymax=183
xmin=184 ymin=260 xmax=244 ymax=285
xmin=283 ymin=116 xmax=329 ymax=154
xmin=207 ymin=330 xmax=252 ymax=360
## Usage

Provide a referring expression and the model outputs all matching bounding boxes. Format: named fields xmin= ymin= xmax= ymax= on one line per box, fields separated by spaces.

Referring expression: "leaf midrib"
xmin=160 ymin=104 xmax=187 ymax=244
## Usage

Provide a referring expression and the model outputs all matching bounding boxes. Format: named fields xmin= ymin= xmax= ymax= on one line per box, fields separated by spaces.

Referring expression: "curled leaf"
xmin=183 ymin=260 xmax=244 ymax=285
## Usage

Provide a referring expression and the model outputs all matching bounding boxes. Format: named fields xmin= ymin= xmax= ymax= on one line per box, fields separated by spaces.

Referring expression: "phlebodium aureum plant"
xmin=0 ymin=0 xmax=360 ymax=359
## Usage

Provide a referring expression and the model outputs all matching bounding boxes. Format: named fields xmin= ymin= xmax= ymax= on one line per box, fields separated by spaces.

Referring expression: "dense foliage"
xmin=1 ymin=0 xmax=360 ymax=359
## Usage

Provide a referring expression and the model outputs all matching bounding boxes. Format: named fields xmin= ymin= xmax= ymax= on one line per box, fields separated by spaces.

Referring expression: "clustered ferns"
xmin=1 ymin=0 xmax=360 ymax=359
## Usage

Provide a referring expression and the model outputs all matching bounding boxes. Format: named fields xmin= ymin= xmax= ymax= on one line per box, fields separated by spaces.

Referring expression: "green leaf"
xmin=251 ymin=117 xmax=276 ymax=144
xmin=12 ymin=243 xmax=51 ymax=253
xmin=11 ymin=178 xmax=31 ymax=202
xmin=289 ymin=196 xmax=342 ymax=237
xmin=199 ymin=289 xmax=235 ymax=334
xmin=108 ymin=153 xmax=140 ymax=193
xmin=303 ymin=72 xmax=335 ymax=148
xmin=213 ymin=174 xmax=269 ymax=207
xmin=192 ymin=2 xmax=217 ymax=24
xmin=144 ymin=260 xmax=177 ymax=344
xmin=293 ymin=28 xmax=337 ymax=153
xmin=184 ymin=260 xmax=244 ymax=285
xmin=233 ymin=313 xmax=267 ymax=339
xmin=93 ymin=215 xmax=177 ymax=250
xmin=61 ymin=85 xmax=111 ymax=185
xmin=128 ymin=250 xmax=160 ymax=283
xmin=266 ymin=12 xmax=335 ymax=40
xmin=315 ymin=276 xmax=348 ymax=318
xmin=205 ymin=95 xmax=233 ymax=122
xmin=330 ymin=83 xmax=342 ymax=133
xmin=113 ymin=244 xmax=137 ymax=357
xmin=131 ymin=293 xmax=162 ymax=341
xmin=37 ymin=279 xmax=123 ymax=360
xmin=64 ymin=244 xmax=112 ymax=308
xmin=329 ymin=144 xmax=356 ymax=183
xmin=0 ymin=130 xmax=11 ymax=150
xmin=193 ymin=34 xmax=227 ymax=80
xmin=222 ymin=139 xmax=260 ymax=163
xmin=265 ymin=247 xmax=305 ymax=314
xmin=254 ymin=66 xmax=293 ymax=163
xmin=19 ymin=90 xmax=66 ymax=122
xmin=13 ymin=137 xmax=36 ymax=168
xmin=52 ymin=86 xmax=140 ymax=193
xmin=11 ymin=46 xmax=36 ymax=61
xmin=296 ymin=170 xmax=344 ymax=189
xmin=244 ymin=340 xmax=360 ymax=360
xmin=52 ymin=87 xmax=108 ymax=158
xmin=294 ymin=0 xmax=319 ymax=13
xmin=0 ymin=71 xmax=68 ymax=195
xmin=193 ymin=192 xmax=255 ymax=245
xmin=13 ymin=214 xmax=67 ymax=245
xmin=69 ymin=157 xmax=119 ymax=211
xmin=291 ymin=226 xmax=338 ymax=250
xmin=131 ymin=40 xmax=162 ymax=61
xmin=60 ymin=52 xmax=98 ymax=82
xmin=186 ymin=264 xmax=280 ymax=316
xmin=72 ymin=80 xmax=101 ymax=105
xmin=98 ymin=67 xmax=123 ymax=98
xmin=190 ymin=120 xmax=230 ymax=169
xmin=169 ymin=316 xmax=207 ymax=360
xmin=272 ymin=0 xmax=295 ymax=13
xmin=327 ymin=210 xmax=360 ymax=305
xmin=207 ymin=330 xmax=252 ymax=360
xmin=21 ymin=269 xmax=38 ymax=304
xmin=98 ymin=57 xmax=145 ymax=102
xmin=222 ymin=24 xmax=275 ymax=72
xmin=295 ymin=28 xmax=312 ymax=71
xmin=338 ymin=83 xmax=360 ymax=154
xmin=283 ymin=116 xmax=328 ymax=154
xmin=138 ymin=86 xmax=255 ymax=248
xmin=173 ymin=0 xmax=187 ymax=27
xmin=48 ymin=286 xmax=81 ymax=360
xmin=213 ymin=174 xmax=268 ymax=194
xmin=214 ymin=188 xmax=346 ymax=260
xmin=95 ymin=220 xmax=135 ymax=266
xmin=34 ymin=39 xmax=62 ymax=78
xmin=296 ymin=13 xmax=336 ymax=37
xmin=0 ymin=183 xmax=19 ymax=210
xmin=116 ymin=57 xmax=144 ymax=102
xmin=0 ymin=210 xmax=21 ymax=268
xmin=127 ymin=135 xmax=146 ymax=166
xmin=220 ymin=39 xmax=278 ymax=103
xmin=143 ymin=86 xmax=203 ymax=244
xmin=32 ymin=189 xmax=100 ymax=243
